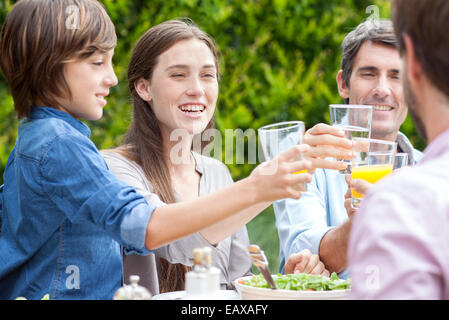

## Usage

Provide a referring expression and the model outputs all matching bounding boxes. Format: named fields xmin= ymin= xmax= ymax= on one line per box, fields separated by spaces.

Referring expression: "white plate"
xmin=234 ymin=275 xmax=350 ymax=300
xmin=152 ymin=290 xmax=241 ymax=300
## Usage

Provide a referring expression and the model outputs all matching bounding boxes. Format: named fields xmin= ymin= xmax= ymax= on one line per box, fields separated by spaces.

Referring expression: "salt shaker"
xmin=113 ymin=275 xmax=152 ymax=300
xmin=183 ymin=247 xmax=221 ymax=300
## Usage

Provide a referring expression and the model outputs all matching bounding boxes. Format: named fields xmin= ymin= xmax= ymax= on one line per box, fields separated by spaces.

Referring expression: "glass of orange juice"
xmin=351 ymin=137 xmax=397 ymax=208
xmin=258 ymin=121 xmax=307 ymax=191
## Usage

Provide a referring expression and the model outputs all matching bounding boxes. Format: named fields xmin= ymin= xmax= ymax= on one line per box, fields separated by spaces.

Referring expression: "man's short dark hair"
xmin=393 ymin=0 xmax=449 ymax=100
xmin=340 ymin=19 xmax=397 ymax=88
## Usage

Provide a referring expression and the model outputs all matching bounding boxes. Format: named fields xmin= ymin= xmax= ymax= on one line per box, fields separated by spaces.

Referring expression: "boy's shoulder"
xmin=17 ymin=116 xmax=90 ymax=160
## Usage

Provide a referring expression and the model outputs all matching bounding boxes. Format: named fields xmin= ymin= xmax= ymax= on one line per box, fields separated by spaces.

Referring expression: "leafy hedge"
xmin=0 ymin=0 xmax=425 ymax=184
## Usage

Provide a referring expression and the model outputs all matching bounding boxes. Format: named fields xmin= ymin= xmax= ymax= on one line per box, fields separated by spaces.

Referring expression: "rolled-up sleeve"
xmin=273 ymin=171 xmax=334 ymax=272
xmin=274 ymin=191 xmax=333 ymax=254
xmin=42 ymin=134 xmax=154 ymax=254
xmin=121 ymin=202 xmax=154 ymax=255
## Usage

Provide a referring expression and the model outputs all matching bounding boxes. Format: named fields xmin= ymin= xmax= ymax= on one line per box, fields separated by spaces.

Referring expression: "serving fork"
xmin=247 ymin=244 xmax=277 ymax=290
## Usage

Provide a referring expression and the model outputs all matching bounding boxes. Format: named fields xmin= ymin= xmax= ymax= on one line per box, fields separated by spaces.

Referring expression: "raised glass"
xmin=258 ymin=121 xmax=307 ymax=191
xmin=351 ymin=137 xmax=397 ymax=208
xmin=329 ymin=104 xmax=373 ymax=174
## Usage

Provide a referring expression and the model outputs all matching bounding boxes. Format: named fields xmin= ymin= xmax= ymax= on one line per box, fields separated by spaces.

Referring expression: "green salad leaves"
xmin=243 ymin=272 xmax=351 ymax=291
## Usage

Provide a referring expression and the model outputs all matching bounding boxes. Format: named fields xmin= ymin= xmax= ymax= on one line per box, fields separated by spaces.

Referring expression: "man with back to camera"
xmin=274 ymin=19 xmax=423 ymax=278
xmin=348 ymin=0 xmax=449 ymax=299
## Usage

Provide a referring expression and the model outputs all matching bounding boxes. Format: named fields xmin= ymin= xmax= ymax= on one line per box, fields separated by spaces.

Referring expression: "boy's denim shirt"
xmin=0 ymin=106 xmax=155 ymax=300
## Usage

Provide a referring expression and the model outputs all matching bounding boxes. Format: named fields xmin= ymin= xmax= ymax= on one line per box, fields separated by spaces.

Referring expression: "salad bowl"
xmin=234 ymin=273 xmax=351 ymax=300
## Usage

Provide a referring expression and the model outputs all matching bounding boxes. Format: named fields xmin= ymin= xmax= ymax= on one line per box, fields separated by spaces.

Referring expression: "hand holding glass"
xmin=258 ymin=121 xmax=308 ymax=191
xmin=329 ymin=104 xmax=373 ymax=174
xmin=351 ymin=138 xmax=397 ymax=208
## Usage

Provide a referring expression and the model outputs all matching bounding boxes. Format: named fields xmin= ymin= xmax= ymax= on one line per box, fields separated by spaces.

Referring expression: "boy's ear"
xmin=336 ymin=70 xmax=350 ymax=100
xmin=134 ymin=78 xmax=152 ymax=102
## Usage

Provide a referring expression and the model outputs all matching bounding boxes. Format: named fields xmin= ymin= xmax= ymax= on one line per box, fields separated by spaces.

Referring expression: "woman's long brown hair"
xmin=117 ymin=19 xmax=220 ymax=293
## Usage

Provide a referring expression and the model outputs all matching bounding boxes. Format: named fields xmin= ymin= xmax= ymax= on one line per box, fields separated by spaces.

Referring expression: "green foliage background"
xmin=0 ymin=0 xmax=426 ymax=272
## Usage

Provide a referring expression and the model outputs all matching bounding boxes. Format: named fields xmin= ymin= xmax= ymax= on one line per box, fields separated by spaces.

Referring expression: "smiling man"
xmin=273 ymin=19 xmax=423 ymax=279
xmin=337 ymin=35 xmax=406 ymax=142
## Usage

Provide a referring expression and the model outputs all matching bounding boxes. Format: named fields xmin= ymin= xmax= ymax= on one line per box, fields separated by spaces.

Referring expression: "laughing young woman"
xmin=101 ymin=19 xmax=328 ymax=295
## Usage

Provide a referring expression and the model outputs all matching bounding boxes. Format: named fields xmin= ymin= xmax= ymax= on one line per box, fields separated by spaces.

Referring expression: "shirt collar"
xmin=420 ymin=127 xmax=449 ymax=163
xmin=29 ymin=106 xmax=91 ymax=138
xmin=396 ymin=131 xmax=418 ymax=165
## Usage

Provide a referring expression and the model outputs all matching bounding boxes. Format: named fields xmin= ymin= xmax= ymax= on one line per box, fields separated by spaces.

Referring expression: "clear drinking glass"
xmin=393 ymin=153 xmax=408 ymax=170
xmin=351 ymin=137 xmax=397 ymax=208
xmin=258 ymin=121 xmax=307 ymax=191
xmin=329 ymin=104 xmax=373 ymax=174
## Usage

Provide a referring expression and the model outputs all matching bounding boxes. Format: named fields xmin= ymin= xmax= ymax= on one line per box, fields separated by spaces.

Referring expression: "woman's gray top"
xmin=101 ymin=151 xmax=252 ymax=295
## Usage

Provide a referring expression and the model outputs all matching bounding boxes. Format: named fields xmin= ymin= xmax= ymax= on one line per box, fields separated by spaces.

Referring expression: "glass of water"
xmin=258 ymin=121 xmax=307 ymax=191
xmin=329 ymin=104 xmax=373 ymax=174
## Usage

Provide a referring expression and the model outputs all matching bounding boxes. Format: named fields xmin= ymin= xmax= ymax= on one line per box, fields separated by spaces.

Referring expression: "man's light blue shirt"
xmin=274 ymin=132 xmax=423 ymax=279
